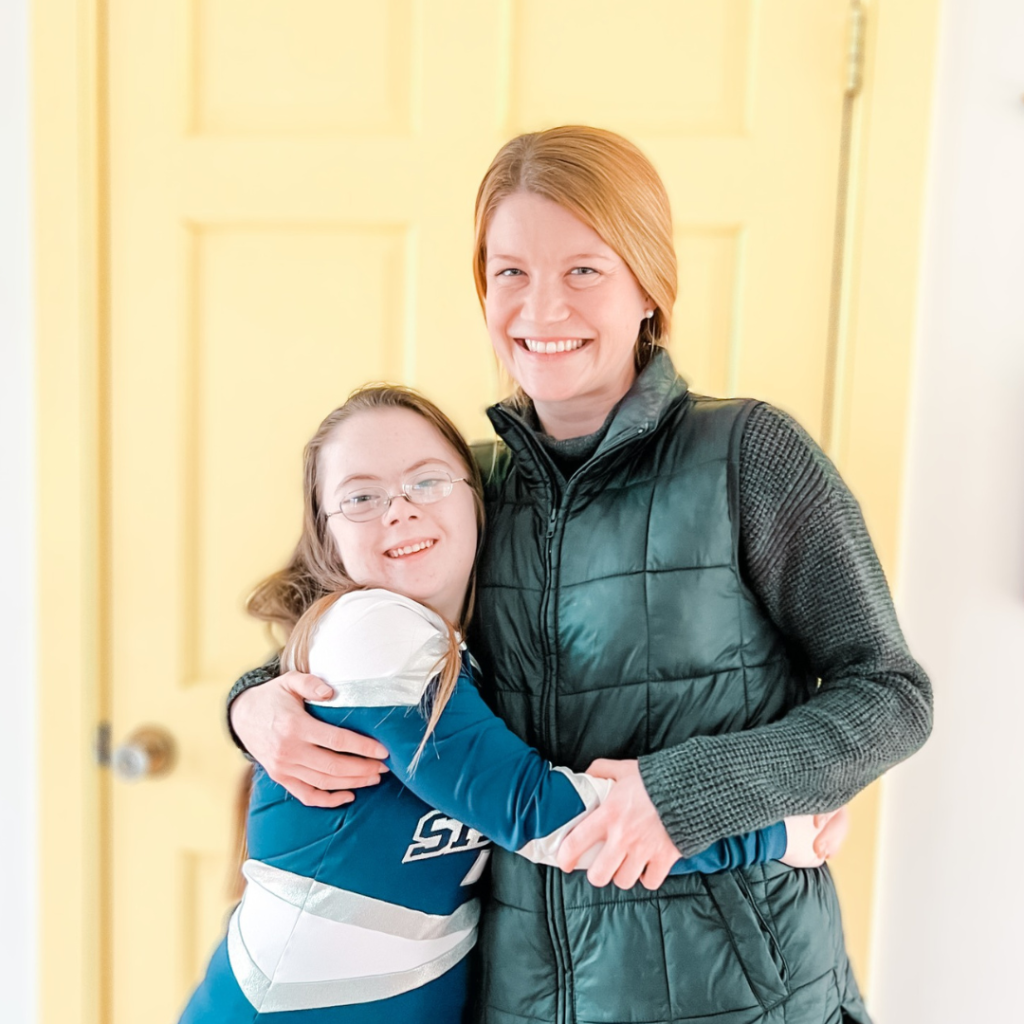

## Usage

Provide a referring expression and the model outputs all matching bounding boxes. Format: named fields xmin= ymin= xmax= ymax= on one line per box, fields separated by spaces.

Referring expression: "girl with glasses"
xmin=178 ymin=384 xmax=834 ymax=1023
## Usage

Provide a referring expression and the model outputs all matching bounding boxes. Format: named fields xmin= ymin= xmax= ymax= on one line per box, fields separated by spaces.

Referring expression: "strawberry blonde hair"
xmin=473 ymin=126 xmax=677 ymax=387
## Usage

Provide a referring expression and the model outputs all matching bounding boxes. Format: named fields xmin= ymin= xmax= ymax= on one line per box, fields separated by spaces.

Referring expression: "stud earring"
xmin=645 ymin=309 xmax=655 ymax=320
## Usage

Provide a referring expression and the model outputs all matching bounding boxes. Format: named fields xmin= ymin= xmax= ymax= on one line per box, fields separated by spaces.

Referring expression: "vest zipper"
xmin=541 ymin=495 xmax=568 ymax=1023
xmin=544 ymin=868 xmax=574 ymax=1024
xmin=541 ymin=421 xmax=650 ymax=738
xmin=539 ymin=503 xmax=560 ymax=753
xmin=491 ymin=413 xmax=655 ymax=1024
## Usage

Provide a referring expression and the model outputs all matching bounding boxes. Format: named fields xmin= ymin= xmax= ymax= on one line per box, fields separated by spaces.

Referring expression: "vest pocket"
xmin=702 ymin=872 xmax=789 ymax=1009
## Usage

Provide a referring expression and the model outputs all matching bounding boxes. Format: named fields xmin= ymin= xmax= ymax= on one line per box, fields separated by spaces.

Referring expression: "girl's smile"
xmin=384 ymin=538 xmax=436 ymax=559
xmin=318 ymin=407 xmax=478 ymax=621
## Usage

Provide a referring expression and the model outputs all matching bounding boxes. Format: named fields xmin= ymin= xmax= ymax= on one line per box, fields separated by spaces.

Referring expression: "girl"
xmin=181 ymin=384 xmax=832 ymax=1023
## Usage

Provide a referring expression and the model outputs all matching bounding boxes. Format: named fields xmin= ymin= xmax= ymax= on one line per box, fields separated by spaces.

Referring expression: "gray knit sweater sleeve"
xmin=226 ymin=654 xmax=281 ymax=757
xmin=638 ymin=402 xmax=933 ymax=858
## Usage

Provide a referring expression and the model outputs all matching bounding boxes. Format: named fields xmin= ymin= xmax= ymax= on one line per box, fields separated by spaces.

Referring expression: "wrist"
xmin=638 ymin=747 xmax=698 ymax=856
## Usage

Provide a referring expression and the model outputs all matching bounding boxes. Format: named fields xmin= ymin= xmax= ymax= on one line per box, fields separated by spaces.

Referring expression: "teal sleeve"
xmin=312 ymin=671 xmax=786 ymax=871
xmin=670 ymin=821 xmax=787 ymax=874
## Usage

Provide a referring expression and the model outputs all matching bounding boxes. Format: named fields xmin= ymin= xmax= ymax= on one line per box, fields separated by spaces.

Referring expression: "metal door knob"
xmin=110 ymin=726 xmax=176 ymax=781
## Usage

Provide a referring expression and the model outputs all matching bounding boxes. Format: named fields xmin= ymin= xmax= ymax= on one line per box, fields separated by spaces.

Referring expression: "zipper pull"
xmin=546 ymin=509 xmax=558 ymax=539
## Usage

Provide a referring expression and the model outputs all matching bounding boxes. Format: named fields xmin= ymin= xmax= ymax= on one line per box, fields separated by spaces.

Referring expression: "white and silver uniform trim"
xmin=228 ymin=860 xmax=480 ymax=1012
xmin=515 ymin=766 xmax=612 ymax=869
xmin=301 ymin=590 xmax=613 ymax=864
xmin=302 ymin=590 xmax=455 ymax=709
xmin=233 ymin=590 xmax=616 ymax=1010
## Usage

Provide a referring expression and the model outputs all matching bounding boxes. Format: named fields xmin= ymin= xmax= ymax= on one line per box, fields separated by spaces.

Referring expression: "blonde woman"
xmin=228 ymin=129 xmax=932 ymax=1024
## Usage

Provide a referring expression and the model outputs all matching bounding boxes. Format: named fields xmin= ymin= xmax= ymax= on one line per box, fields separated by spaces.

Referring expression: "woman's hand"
xmin=230 ymin=671 xmax=390 ymax=808
xmin=557 ymin=758 xmax=681 ymax=890
xmin=781 ymin=806 xmax=850 ymax=867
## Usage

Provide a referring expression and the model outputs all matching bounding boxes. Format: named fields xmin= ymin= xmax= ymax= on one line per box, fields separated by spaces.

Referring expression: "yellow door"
xmin=35 ymin=2 xmax=942 ymax=1022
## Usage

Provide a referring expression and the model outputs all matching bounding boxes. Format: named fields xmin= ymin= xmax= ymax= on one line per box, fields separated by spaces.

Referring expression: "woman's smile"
xmin=484 ymin=192 xmax=650 ymax=438
xmin=517 ymin=337 xmax=591 ymax=354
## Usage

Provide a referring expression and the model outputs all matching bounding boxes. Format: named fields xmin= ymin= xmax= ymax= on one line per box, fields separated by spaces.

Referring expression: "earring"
xmin=645 ymin=309 xmax=655 ymax=320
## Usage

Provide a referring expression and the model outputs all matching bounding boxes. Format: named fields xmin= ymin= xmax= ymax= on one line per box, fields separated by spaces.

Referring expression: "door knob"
xmin=109 ymin=725 xmax=176 ymax=781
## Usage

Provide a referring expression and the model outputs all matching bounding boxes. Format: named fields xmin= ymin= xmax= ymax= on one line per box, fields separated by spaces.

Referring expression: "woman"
xmin=228 ymin=128 xmax=932 ymax=1023
xmin=181 ymin=385 xmax=822 ymax=1022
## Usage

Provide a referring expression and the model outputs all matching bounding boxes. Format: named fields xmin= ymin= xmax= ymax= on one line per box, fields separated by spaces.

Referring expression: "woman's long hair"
xmin=472 ymin=125 xmax=678 ymax=404
xmin=230 ymin=385 xmax=485 ymax=896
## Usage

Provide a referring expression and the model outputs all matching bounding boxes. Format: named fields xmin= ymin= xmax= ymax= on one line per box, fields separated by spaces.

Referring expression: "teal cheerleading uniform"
xmin=180 ymin=590 xmax=787 ymax=1022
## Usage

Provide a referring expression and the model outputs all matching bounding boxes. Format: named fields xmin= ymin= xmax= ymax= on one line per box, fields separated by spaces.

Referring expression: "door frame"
xmin=34 ymin=0 xmax=110 ymax=1022
xmin=32 ymin=2 xmax=943 ymax=1020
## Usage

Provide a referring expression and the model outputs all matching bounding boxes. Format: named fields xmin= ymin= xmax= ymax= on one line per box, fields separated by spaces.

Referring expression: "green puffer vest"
xmin=470 ymin=351 xmax=868 ymax=1024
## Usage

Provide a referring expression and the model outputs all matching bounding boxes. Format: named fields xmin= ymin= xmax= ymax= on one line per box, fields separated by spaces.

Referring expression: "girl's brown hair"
xmin=231 ymin=385 xmax=485 ymax=897
xmin=473 ymin=125 xmax=677 ymax=396
xmin=249 ymin=383 xmax=485 ymax=756
xmin=249 ymin=384 xmax=483 ymax=626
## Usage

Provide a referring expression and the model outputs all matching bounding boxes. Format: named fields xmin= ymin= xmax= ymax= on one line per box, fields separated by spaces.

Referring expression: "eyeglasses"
xmin=325 ymin=470 xmax=468 ymax=523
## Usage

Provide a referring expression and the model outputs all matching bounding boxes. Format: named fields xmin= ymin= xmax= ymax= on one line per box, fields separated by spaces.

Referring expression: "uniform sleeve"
xmin=639 ymin=403 xmax=933 ymax=857
xmin=308 ymin=591 xmax=786 ymax=872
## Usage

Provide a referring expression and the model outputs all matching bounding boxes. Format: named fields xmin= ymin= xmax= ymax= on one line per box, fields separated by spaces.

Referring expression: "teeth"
xmin=522 ymin=339 xmax=585 ymax=354
xmin=386 ymin=539 xmax=435 ymax=558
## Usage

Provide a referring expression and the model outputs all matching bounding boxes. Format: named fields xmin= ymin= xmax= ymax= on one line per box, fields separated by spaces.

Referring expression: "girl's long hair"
xmin=248 ymin=384 xmax=484 ymax=632
xmin=230 ymin=385 xmax=485 ymax=897
xmin=252 ymin=382 xmax=485 ymax=744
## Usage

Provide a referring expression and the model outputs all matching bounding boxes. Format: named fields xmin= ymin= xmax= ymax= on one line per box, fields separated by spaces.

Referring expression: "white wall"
xmin=0 ymin=0 xmax=38 ymax=1020
xmin=871 ymin=0 xmax=1024 ymax=1019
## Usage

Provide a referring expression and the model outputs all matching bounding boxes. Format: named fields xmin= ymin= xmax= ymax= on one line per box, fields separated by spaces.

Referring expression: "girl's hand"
xmin=230 ymin=671 xmax=390 ymax=808
xmin=556 ymin=758 xmax=681 ymax=890
xmin=781 ymin=806 xmax=850 ymax=867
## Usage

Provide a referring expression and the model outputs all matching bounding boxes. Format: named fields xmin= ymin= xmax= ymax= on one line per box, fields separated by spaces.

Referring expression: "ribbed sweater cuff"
xmin=639 ymin=740 xmax=775 ymax=860
xmin=226 ymin=657 xmax=281 ymax=759
xmin=640 ymin=747 xmax=707 ymax=858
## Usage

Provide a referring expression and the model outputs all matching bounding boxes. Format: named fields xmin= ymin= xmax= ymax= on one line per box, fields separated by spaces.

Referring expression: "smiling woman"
xmin=227 ymin=126 xmax=932 ymax=1024
xmin=484 ymin=193 xmax=652 ymax=438
xmin=473 ymin=129 xmax=676 ymax=442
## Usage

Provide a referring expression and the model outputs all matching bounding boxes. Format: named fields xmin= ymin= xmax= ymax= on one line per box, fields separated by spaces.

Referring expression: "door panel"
xmin=187 ymin=224 xmax=410 ymax=682
xmin=190 ymin=0 xmax=415 ymax=136
xmin=104 ymin=2 xmax=856 ymax=1019
xmin=507 ymin=1 xmax=754 ymax=136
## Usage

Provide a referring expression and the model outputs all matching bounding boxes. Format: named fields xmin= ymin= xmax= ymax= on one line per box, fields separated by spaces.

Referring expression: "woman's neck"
xmin=532 ymin=378 xmax=635 ymax=440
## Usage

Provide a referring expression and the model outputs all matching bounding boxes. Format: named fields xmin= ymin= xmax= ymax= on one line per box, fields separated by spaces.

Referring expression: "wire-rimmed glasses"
xmin=325 ymin=470 xmax=468 ymax=523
